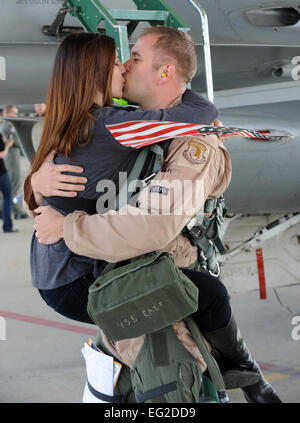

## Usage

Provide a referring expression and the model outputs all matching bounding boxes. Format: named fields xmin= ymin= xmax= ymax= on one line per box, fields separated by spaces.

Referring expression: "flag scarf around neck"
xmin=106 ymin=120 xmax=291 ymax=148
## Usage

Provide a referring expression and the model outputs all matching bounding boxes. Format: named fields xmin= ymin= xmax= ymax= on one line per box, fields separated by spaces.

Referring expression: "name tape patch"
xmin=150 ymin=186 xmax=169 ymax=196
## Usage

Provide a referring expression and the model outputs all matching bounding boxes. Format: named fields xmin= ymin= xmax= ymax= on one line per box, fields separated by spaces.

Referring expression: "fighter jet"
xmin=0 ymin=0 xmax=299 ymax=287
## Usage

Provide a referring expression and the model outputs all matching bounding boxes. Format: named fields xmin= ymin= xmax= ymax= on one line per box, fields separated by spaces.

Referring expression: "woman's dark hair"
xmin=30 ymin=32 xmax=116 ymax=176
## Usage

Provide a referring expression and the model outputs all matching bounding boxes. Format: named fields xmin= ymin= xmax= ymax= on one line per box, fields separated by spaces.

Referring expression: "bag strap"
xmin=116 ymin=147 xmax=150 ymax=211
xmin=116 ymin=142 xmax=166 ymax=211
xmin=98 ymin=251 xmax=163 ymax=281
xmin=184 ymin=317 xmax=229 ymax=403
xmin=86 ymin=379 xmax=124 ymax=403
xmin=135 ymin=381 xmax=177 ymax=403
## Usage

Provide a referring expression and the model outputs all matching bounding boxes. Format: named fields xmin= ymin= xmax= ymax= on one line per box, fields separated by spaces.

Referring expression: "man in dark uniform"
xmin=1 ymin=105 xmax=28 ymax=219
xmin=0 ymin=112 xmax=17 ymax=233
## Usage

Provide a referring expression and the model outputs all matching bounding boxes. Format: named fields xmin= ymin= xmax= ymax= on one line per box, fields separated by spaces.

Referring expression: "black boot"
xmin=203 ymin=314 xmax=282 ymax=403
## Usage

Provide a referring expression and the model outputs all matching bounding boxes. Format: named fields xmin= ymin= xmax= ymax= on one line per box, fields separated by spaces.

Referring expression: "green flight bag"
xmin=87 ymin=251 xmax=199 ymax=341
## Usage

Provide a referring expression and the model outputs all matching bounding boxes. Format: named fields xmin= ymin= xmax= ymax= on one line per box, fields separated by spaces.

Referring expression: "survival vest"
xmin=93 ymin=317 xmax=228 ymax=403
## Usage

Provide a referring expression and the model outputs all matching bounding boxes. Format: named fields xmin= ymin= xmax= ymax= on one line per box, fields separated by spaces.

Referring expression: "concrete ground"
xmin=226 ymin=287 xmax=300 ymax=403
xmin=0 ymin=216 xmax=299 ymax=403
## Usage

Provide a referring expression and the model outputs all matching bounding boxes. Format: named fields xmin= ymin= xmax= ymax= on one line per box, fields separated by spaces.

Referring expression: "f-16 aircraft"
xmin=0 ymin=0 xmax=300 ymax=288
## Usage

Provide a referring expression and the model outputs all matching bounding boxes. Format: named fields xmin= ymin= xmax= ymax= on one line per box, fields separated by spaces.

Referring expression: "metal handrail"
xmin=188 ymin=0 xmax=214 ymax=102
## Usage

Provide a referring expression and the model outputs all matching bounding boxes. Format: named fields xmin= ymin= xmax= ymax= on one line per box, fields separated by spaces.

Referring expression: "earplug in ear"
xmin=161 ymin=72 xmax=167 ymax=78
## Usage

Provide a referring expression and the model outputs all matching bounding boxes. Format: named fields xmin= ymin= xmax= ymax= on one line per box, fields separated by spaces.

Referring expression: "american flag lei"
xmin=106 ymin=120 xmax=292 ymax=149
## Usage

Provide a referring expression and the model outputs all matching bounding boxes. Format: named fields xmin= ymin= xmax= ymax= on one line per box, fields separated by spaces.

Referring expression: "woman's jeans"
xmin=39 ymin=268 xmax=231 ymax=332
xmin=0 ymin=172 xmax=13 ymax=232
xmin=39 ymin=274 xmax=95 ymax=324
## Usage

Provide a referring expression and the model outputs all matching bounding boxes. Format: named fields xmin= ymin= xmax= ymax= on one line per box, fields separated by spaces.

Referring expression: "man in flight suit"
xmin=25 ymin=27 xmax=281 ymax=403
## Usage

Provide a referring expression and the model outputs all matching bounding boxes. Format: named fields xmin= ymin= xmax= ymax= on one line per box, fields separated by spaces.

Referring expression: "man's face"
xmin=34 ymin=104 xmax=46 ymax=116
xmin=5 ymin=107 xmax=18 ymax=117
xmin=123 ymin=34 xmax=161 ymax=105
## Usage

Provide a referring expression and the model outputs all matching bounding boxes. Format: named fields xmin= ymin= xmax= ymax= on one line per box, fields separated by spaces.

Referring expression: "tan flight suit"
xmin=62 ymin=134 xmax=231 ymax=266
xmin=24 ymin=133 xmax=232 ymax=373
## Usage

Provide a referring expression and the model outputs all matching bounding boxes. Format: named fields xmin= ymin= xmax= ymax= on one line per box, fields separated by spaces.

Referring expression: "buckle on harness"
xmin=189 ymin=224 xmax=206 ymax=241
xmin=208 ymin=262 xmax=220 ymax=278
xmin=141 ymin=172 xmax=156 ymax=187
xmin=216 ymin=195 xmax=226 ymax=225
xmin=216 ymin=210 xmax=224 ymax=225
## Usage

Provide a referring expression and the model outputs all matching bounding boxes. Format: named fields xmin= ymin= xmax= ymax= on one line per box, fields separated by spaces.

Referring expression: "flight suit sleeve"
xmin=63 ymin=136 xmax=223 ymax=262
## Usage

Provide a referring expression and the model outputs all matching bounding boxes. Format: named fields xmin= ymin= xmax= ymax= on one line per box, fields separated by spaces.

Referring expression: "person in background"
xmin=1 ymin=105 xmax=28 ymax=219
xmin=34 ymin=104 xmax=46 ymax=118
xmin=0 ymin=109 xmax=17 ymax=233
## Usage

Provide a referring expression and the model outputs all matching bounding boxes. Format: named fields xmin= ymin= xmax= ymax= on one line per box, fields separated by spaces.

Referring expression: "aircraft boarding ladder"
xmin=63 ymin=0 xmax=214 ymax=102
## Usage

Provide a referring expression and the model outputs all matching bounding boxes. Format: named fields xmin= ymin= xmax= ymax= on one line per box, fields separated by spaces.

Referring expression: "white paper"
xmin=82 ymin=342 xmax=114 ymax=403
xmin=81 ymin=342 xmax=122 ymax=403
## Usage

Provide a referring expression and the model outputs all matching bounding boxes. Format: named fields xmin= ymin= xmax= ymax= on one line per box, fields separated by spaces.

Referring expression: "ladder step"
xmin=109 ymin=9 xmax=169 ymax=23
xmin=66 ymin=0 xmax=190 ymax=62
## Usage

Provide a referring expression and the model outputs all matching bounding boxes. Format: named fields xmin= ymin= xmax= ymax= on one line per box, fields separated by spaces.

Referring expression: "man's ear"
xmin=158 ymin=63 xmax=176 ymax=84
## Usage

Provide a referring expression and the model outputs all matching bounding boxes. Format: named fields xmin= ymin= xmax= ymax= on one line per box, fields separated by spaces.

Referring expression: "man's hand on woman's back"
xmin=31 ymin=150 xmax=88 ymax=203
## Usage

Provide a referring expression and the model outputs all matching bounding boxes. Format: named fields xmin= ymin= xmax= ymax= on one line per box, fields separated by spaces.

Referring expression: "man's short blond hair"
xmin=140 ymin=26 xmax=197 ymax=83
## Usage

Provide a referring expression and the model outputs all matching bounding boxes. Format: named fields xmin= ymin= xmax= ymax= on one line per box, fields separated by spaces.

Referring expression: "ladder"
xmin=63 ymin=0 xmax=214 ymax=101
xmin=12 ymin=1 xmax=215 ymax=163
xmin=65 ymin=0 xmax=189 ymax=62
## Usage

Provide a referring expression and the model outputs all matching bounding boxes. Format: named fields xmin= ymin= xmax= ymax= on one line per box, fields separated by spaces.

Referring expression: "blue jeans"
xmin=182 ymin=268 xmax=231 ymax=332
xmin=39 ymin=269 xmax=231 ymax=331
xmin=39 ymin=274 xmax=95 ymax=324
xmin=0 ymin=172 xmax=13 ymax=232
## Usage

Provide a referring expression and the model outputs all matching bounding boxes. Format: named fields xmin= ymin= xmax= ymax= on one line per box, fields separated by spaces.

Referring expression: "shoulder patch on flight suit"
xmin=182 ymin=140 xmax=207 ymax=165
xmin=150 ymin=186 xmax=169 ymax=196
xmin=174 ymin=138 xmax=213 ymax=172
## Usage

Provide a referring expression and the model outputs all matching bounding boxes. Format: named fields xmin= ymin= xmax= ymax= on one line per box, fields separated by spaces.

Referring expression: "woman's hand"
xmin=34 ymin=206 xmax=65 ymax=245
